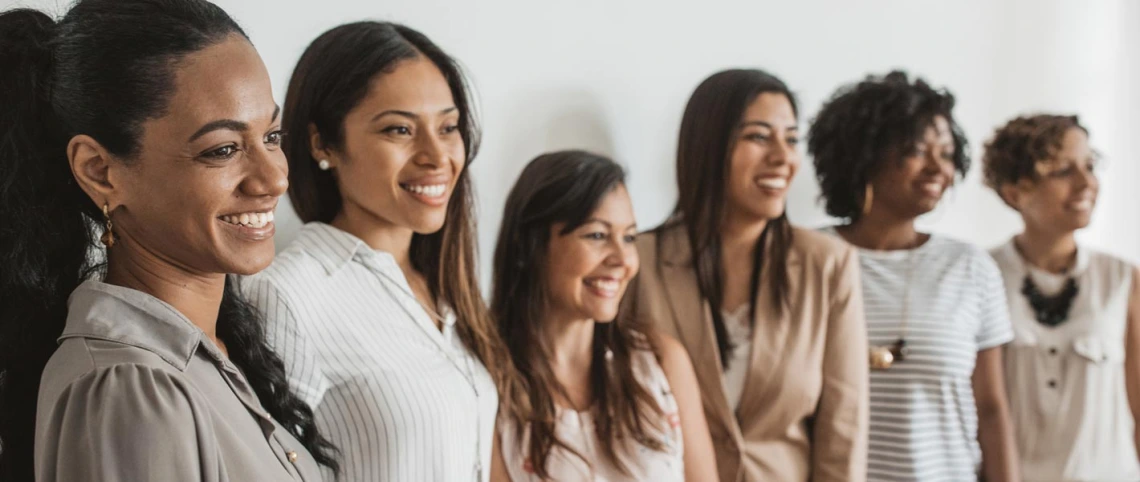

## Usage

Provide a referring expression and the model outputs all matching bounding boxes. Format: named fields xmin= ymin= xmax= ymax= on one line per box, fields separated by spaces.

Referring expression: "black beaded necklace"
xmin=1020 ymin=275 xmax=1079 ymax=327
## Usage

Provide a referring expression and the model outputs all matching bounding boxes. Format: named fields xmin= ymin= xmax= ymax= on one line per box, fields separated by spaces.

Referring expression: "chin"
xmin=409 ymin=216 xmax=448 ymax=235
xmin=589 ymin=307 xmax=622 ymax=323
xmin=744 ymin=205 xmax=786 ymax=222
xmin=222 ymin=248 xmax=276 ymax=275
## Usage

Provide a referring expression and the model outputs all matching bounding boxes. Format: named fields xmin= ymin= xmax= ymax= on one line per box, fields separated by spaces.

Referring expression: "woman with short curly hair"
xmin=984 ymin=114 xmax=1140 ymax=481
xmin=810 ymin=71 xmax=1019 ymax=481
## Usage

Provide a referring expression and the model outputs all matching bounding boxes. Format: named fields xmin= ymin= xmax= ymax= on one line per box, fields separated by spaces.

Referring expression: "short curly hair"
xmin=808 ymin=70 xmax=969 ymax=221
xmin=982 ymin=114 xmax=1088 ymax=194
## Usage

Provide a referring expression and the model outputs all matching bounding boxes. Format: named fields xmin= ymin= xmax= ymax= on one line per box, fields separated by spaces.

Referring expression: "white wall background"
xmin=11 ymin=0 xmax=1139 ymax=284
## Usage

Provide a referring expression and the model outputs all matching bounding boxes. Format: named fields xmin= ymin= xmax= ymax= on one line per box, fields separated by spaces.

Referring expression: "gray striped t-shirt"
xmin=827 ymin=230 xmax=1014 ymax=481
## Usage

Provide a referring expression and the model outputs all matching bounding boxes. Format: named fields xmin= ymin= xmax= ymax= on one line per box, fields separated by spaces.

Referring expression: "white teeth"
xmin=585 ymin=278 xmax=619 ymax=293
xmin=221 ymin=211 xmax=274 ymax=228
xmin=757 ymin=178 xmax=788 ymax=190
xmin=404 ymin=183 xmax=447 ymax=198
xmin=1071 ymin=200 xmax=1093 ymax=210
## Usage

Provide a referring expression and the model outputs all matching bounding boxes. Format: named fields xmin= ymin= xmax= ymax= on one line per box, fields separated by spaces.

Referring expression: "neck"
xmin=840 ymin=208 xmax=925 ymax=251
xmin=1015 ymin=226 xmax=1078 ymax=274
xmin=103 ymin=240 xmax=225 ymax=343
xmin=331 ymin=204 xmax=415 ymax=271
xmin=720 ymin=209 xmax=768 ymax=260
xmin=545 ymin=310 xmax=596 ymax=377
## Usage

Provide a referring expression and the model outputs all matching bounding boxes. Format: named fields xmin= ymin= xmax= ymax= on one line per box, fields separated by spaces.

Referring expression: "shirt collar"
xmin=294 ymin=222 xmax=369 ymax=275
xmin=61 ymin=280 xmax=225 ymax=371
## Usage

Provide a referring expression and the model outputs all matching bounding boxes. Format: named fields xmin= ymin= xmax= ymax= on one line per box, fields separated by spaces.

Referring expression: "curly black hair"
xmin=807 ymin=70 xmax=970 ymax=221
xmin=982 ymin=114 xmax=1088 ymax=195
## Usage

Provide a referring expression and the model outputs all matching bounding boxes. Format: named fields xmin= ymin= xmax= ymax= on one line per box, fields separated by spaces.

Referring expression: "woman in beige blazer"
xmin=625 ymin=69 xmax=869 ymax=482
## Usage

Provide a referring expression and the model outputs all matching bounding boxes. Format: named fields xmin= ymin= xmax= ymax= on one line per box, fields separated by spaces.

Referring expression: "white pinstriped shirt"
xmin=238 ymin=222 xmax=497 ymax=482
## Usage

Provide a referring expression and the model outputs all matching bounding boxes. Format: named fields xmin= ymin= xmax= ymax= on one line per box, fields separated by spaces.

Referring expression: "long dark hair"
xmin=0 ymin=1 xmax=336 ymax=479
xmin=493 ymin=150 xmax=668 ymax=479
xmin=282 ymin=21 xmax=521 ymax=411
xmin=657 ymin=68 xmax=797 ymax=369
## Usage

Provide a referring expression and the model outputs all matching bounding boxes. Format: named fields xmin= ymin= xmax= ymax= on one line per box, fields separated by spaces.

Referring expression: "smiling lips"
xmin=918 ymin=180 xmax=944 ymax=197
xmin=220 ymin=211 xmax=275 ymax=228
xmin=400 ymin=182 xmax=450 ymax=206
xmin=757 ymin=177 xmax=788 ymax=191
xmin=584 ymin=277 xmax=620 ymax=298
xmin=1068 ymin=198 xmax=1094 ymax=212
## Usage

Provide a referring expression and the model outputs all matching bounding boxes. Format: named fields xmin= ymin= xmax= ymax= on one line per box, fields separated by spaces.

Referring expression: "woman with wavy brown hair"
xmin=625 ymin=69 xmax=869 ymax=482
xmin=239 ymin=21 xmax=518 ymax=482
xmin=984 ymin=114 xmax=1140 ymax=481
xmin=489 ymin=150 xmax=717 ymax=482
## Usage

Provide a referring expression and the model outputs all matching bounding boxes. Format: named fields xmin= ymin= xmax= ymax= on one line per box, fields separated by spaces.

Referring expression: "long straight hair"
xmin=658 ymin=69 xmax=797 ymax=368
xmin=493 ymin=151 xmax=668 ymax=479
xmin=281 ymin=21 xmax=521 ymax=409
xmin=0 ymin=1 xmax=337 ymax=479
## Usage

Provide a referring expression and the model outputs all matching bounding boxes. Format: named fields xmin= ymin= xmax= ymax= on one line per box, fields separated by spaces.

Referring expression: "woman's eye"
xmin=265 ymin=130 xmax=285 ymax=146
xmin=584 ymin=232 xmax=607 ymax=240
xmin=204 ymin=145 xmax=239 ymax=160
xmin=383 ymin=126 xmax=412 ymax=135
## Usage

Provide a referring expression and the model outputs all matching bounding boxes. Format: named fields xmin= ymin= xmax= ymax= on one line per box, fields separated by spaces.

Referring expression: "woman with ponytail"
xmin=0 ymin=1 xmax=337 ymax=480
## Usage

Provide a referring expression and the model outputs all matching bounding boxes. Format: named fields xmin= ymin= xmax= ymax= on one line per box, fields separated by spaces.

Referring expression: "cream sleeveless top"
xmin=992 ymin=239 xmax=1140 ymax=481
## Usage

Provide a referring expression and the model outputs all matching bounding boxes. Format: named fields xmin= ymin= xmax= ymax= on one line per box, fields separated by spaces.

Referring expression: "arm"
xmin=655 ymin=333 xmax=719 ymax=482
xmin=1125 ymin=265 xmax=1140 ymax=461
xmin=813 ymin=247 xmax=870 ymax=482
xmin=973 ymin=347 xmax=1019 ymax=481
xmin=36 ymin=365 xmax=210 ymax=481
xmin=489 ymin=431 xmax=513 ymax=482
xmin=973 ymin=253 xmax=1019 ymax=482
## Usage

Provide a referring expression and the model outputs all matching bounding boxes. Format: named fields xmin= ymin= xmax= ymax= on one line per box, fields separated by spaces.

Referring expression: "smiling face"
xmin=869 ymin=115 xmax=956 ymax=220
xmin=86 ymin=35 xmax=287 ymax=276
xmin=543 ymin=185 xmax=639 ymax=324
xmin=723 ymin=92 xmax=800 ymax=225
xmin=318 ymin=55 xmax=465 ymax=235
xmin=1006 ymin=127 xmax=1098 ymax=234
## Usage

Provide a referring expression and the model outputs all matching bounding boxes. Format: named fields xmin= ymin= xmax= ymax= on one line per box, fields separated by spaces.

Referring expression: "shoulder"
xmin=634 ymin=224 xmax=675 ymax=263
xmin=922 ymin=235 xmax=998 ymax=273
xmin=789 ymin=225 xmax=856 ymax=264
xmin=928 ymin=234 xmax=987 ymax=259
xmin=40 ymin=359 xmax=198 ymax=418
xmin=1084 ymin=248 xmax=1136 ymax=280
xmin=648 ymin=332 xmax=693 ymax=378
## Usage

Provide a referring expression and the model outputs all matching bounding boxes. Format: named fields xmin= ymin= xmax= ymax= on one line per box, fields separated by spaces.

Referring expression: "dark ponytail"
xmin=0 ymin=2 xmax=336 ymax=479
xmin=0 ymin=10 xmax=99 ymax=479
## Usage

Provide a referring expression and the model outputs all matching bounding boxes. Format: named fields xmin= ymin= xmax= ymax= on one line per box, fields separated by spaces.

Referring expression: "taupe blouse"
xmin=34 ymin=280 xmax=324 ymax=482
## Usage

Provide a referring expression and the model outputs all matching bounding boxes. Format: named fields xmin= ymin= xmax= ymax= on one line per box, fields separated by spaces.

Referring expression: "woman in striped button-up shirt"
xmin=240 ymin=21 xmax=521 ymax=482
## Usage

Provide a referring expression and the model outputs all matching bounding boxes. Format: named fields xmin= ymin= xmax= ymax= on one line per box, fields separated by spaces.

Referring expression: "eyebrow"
xmin=370 ymin=106 xmax=458 ymax=123
xmin=740 ymin=120 xmax=798 ymax=130
xmin=582 ymin=218 xmax=637 ymax=231
xmin=187 ymin=105 xmax=280 ymax=143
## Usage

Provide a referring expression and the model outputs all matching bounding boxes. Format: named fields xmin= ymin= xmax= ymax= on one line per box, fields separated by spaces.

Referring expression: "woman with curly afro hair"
xmin=809 ymin=71 xmax=1019 ymax=481
xmin=984 ymin=114 xmax=1140 ymax=481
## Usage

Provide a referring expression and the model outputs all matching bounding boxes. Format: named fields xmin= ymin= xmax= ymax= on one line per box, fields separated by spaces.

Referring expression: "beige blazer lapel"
xmin=734 ymin=242 xmax=803 ymax=425
xmin=656 ymin=228 xmax=740 ymax=442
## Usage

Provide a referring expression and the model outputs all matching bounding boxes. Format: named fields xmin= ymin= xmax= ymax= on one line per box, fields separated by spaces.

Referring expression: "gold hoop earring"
xmin=862 ymin=184 xmax=874 ymax=216
xmin=100 ymin=203 xmax=115 ymax=248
